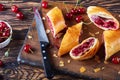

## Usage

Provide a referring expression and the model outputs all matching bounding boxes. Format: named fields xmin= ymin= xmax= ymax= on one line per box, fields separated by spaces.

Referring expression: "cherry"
xmin=78 ymin=7 xmax=86 ymax=14
xmin=103 ymin=21 xmax=115 ymax=28
xmin=0 ymin=60 xmax=3 ymax=67
xmin=42 ymin=1 xmax=48 ymax=9
xmin=23 ymin=44 xmax=33 ymax=53
xmin=2 ymin=30 xmax=10 ymax=37
xmin=0 ymin=22 xmax=7 ymax=30
xmin=0 ymin=4 xmax=4 ymax=11
xmin=16 ymin=12 xmax=24 ymax=20
xmin=112 ymin=56 xmax=120 ymax=64
xmin=11 ymin=5 xmax=19 ymax=13
xmin=65 ymin=12 xmax=73 ymax=19
xmin=71 ymin=8 xmax=78 ymax=15
xmin=0 ymin=37 xmax=4 ymax=43
xmin=75 ymin=15 xmax=83 ymax=23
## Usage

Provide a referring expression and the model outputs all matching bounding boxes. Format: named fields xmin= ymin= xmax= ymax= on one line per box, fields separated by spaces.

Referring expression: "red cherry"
xmin=65 ymin=12 xmax=73 ymax=19
xmin=42 ymin=1 xmax=48 ymax=9
xmin=0 ymin=60 xmax=3 ymax=67
xmin=2 ymin=30 xmax=10 ymax=37
xmin=0 ymin=22 xmax=7 ymax=30
xmin=78 ymin=7 xmax=86 ymax=14
xmin=23 ymin=44 xmax=32 ymax=53
xmin=11 ymin=5 xmax=19 ymax=13
xmin=75 ymin=15 xmax=83 ymax=23
xmin=0 ymin=37 xmax=4 ymax=43
xmin=0 ymin=4 xmax=4 ymax=11
xmin=16 ymin=12 xmax=24 ymax=20
xmin=71 ymin=8 xmax=78 ymax=15
xmin=112 ymin=56 xmax=120 ymax=64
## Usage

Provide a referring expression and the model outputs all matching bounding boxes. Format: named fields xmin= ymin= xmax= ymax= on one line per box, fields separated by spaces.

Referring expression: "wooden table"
xmin=0 ymin=0 xmax=120 ymax=80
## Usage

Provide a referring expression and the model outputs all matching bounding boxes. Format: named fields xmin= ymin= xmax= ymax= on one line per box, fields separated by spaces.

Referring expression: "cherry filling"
xmin=91 ymin=15 xmax=116 ymax=29
xmin=72 ymin=38 xmax=95 ymax=56
xmin=46 ymin=16 xmax=54 ymax=35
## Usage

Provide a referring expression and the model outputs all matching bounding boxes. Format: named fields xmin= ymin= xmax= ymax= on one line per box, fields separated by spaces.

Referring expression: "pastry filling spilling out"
xmin=47 ymin=16 xmax=54 ymax=35
xmin=72 ymin=38 xmax=95 ymax=56
xmin=91 ymin=15 xmax=117 ymax=29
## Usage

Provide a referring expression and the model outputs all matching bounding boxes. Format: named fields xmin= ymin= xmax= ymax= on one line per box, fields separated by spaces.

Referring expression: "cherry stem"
xmin=29 ymin=48 xmax=33 ymax=54
xmin=63 ymin=2 xmax=69 ymax=13
xmin=74 ymin=0 xmax=81 ymax=9
xmin=0 ymin=36 xmax=9 ymax=39
xmin=83 ymin=21 xmax=92 ymax=25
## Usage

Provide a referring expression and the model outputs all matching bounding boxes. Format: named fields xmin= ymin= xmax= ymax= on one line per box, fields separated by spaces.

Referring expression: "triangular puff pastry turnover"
xmin=103 ymin=29 xmax=120 ymax=60
xmin=58 ymin=22 xmax=83 ymax=57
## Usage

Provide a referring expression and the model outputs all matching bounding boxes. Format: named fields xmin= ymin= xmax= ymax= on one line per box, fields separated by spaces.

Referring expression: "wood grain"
xmin=0 ymin=0 xmax=120 ymax=80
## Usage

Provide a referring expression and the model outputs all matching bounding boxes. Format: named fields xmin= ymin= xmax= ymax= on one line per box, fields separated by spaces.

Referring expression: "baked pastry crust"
xmin=46 ymin=7 xmax=66 ymax=38
xmin=69 ymin=37 xmax=100 ymax=60
xmin=103 ymin=29 xmax=120 ymax=60
xmin=87 ymin=6 xmax=119 ymax=30
xmin=58 ymin=22 xmax=83 ymax=57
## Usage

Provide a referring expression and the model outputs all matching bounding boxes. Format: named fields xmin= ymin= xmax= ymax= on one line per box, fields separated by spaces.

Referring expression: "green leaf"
xmin=4 ymin=48 xmax=10 ymax=57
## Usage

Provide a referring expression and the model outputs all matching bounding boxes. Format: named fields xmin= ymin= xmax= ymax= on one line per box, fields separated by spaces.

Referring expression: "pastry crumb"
xmin=67 ymin=59 xmax=71 ymax=63
xmin=53 ymin=53 xmax=58 ymax=58
xmin=119 ymin=15 xmax=120 ymax=17
xmin=27 ymin=35 xmax=32 ymax=39
xmin=80 ymin=66 xmax=86 ymax=73
xmin=42 ymin=17 xmax=46 ymax=20
xmin=46 ymin=29 xmax=50 ymax=34
xmin=94 ymin=68 xmax=101 ymax=73
xmin=89 ymin=32 xmax=95 ymax=37
xmin=101 ymin=67 xmax=105 ymax=70
xmin=118 ymin=71 xmax=120 ymax=74
xmin=95 ymin=32 xmax=99 ymax=35
xmin=59 ymin=60 xmax=64 ymax=67
xmin=94 ymin=55 xmax=101 ymax=63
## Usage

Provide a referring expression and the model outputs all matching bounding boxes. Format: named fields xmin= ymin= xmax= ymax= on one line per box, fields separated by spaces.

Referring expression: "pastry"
xmin=46 ymin=7 xmax=66 ymax=38
xmin=58 ymin=22 xmax=83 ymax=57
xmin=87 ymin=6 xmax=119 ymax=30
xmin=103 ymin=29 xmax=120 ymax=60
xmin=69 ymin=37 xmax=99 ymax=60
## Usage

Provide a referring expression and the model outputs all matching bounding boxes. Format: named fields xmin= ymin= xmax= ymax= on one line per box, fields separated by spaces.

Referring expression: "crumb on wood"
xmin=53 ymin=53 xmax=58 ymax=58
xmin=42 ymin=17 xmax=46 ymax=20
xmin=94 ymin=68 xmax=101 ymax=73
xmin=59 ymin=60 xmax=64 ymax=67
xmin=89 ymin=32 xmax=95 ymax=37
xmin=27 ymin=35 xmax=32 ymax=39
xmin=118 ymin=71 xmax=120 ymax=74
xmin=46 ymin=29 xmax=50 ymax=34
xmin=101 ymin=67 xmax=105 ymax=70
xmin=95 ymin=32 xmax=99 ymax=35
xmin=80 ymin=66 xmax=86 ymax=73
xmin=67 ymin=59 xmax=71 ymax=63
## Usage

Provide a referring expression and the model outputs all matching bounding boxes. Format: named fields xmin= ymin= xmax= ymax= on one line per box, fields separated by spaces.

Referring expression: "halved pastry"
xmin=46 ymin=7 xmax=66 ymax=38
xmin=69 ymin=37 xmax=99 ymax=60
xmin=103 ymin=29 xmax=120 ymax=60
xmin=87 ymin=6 xmax=119 ymax=30
xmin=58 ymin=22 xmax=83 ymax=57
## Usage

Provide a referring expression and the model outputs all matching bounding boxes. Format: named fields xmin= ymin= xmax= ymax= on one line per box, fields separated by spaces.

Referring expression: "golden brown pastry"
xmin=58 ymin=22 xmax=83 ymax=57
xmin=103 ymin=29 xmax=120 ymax=60
xmin=87 ymin=6 xmax=119 ymax=30
xmin=69 ymin=37 xmax=99 ymax=60
xmin=46 ymin=7 xmax=66 ymax=38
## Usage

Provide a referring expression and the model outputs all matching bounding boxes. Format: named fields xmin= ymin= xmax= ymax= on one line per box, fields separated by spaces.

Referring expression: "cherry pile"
xmin=65 ymin=7 xmax=86 ymax=23
xmin=0 ymin=21 xmax=10 ymax=43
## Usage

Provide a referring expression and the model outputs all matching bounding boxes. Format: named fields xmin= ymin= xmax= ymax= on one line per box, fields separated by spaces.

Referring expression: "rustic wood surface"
xmin=0 ymin=0 xmax=120 ymax=80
